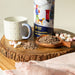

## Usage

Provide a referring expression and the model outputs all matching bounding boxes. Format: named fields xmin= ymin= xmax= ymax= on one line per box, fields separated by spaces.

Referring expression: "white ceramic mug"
xmin=4 ymin=16 xmax=32 ymax=40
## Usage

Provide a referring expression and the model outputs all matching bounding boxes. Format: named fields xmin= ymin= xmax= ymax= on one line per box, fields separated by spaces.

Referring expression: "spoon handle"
xmin=62 ymin=41 xmax=72 ymax=48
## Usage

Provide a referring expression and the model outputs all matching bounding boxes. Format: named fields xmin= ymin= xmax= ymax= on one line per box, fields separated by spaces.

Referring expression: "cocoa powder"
xmin=39 ymin=35 xmax=60 ymax=44
xmin=22 ymin=42 xmax=37 ymax=50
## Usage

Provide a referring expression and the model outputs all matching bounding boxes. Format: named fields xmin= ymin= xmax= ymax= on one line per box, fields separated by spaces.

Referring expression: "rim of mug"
xmin=4 ymin=16 xmax=28 ymax=22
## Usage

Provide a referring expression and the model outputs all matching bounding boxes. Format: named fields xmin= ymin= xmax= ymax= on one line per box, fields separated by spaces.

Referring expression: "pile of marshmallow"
xmin=55 ymin=33 xmax=75 ymax=42
xmin=9 ymin=41 xmax=22 ymax=48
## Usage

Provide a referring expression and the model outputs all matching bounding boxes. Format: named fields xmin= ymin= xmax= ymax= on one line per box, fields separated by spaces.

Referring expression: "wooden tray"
xmin=0 ymin=28 xmax=75 ymax=62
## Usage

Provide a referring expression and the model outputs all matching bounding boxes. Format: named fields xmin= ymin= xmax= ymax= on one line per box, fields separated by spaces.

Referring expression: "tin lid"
xmin=34 ymin=0 xmax=53 ymax=6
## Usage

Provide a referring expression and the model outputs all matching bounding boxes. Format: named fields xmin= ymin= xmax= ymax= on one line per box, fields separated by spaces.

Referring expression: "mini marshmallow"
xmin=14 ymin=42 xmax=22 ymax=48
xmin=55 ymin=33 xmax=59 ymax=37
xmin=63 ymin=33 xmax=67 ymax=38
xmin=65 ymin=38 xmax=72 ymax=42
xmin=69 ymin=38 xmax=73 ymax=41
xmin=14 ymin=44 xmax=18 ymax=48
xmin=13 ymin=41 xmax=15 ymax=45
xmin=17 ymin=42 xmax=22 ymax=45
xmin=9 ymin=41 xmax=12 ymax=45
xmin=60 ymin=36 xmax=65 ymax=40
xmin=60 ymin=33 xmax=64 ymax=38
xmin=67 ymin=34 xmax=71 ymax=38
xmin=72 ymin=37 xmax=75 ymax=41
xmin=65 ymin=39 xmax=69 ymax=42
xmin=9 ymin=41 xmax=16 ymax=45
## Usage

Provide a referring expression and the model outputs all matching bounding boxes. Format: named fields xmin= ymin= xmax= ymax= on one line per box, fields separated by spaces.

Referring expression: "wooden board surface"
xmin=0 ymin=28 xmax=75 ymax=70
xmin=0 ymin=53 xmax=15 ymax=70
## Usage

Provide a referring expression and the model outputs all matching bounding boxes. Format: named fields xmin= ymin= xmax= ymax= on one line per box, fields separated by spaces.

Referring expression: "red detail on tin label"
xmin=46 ymin=10 xmax=50 ymax=20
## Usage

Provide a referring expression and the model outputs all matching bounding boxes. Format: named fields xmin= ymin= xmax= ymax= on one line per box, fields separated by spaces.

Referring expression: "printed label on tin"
xmin=34 ymin=0 xmax=54 ymax=37
xmin=34 ymin=0 xmax=54 ymax=27
xmin=34 ymin=24 xmax=54 ymax=37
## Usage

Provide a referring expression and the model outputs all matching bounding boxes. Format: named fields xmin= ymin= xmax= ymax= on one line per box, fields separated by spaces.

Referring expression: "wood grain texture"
xmin=0 ymin=53 xmax=15 ymax=70
xmin=0 ymin=28 xmax=75 ymax=70
xmin=1 ymin=35 xmax=75 ymax=62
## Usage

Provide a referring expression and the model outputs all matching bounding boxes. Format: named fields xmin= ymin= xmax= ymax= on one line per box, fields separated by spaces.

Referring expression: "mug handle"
xmin=22 ymin=23 xmax=32 ymax=39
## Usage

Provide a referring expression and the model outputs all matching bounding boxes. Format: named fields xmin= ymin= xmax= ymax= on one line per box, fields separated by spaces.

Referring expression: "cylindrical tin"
xmin=34 ymin=0 xmax=54 ymax=37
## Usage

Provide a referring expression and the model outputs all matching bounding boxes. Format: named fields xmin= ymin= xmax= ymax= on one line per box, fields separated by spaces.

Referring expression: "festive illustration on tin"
xmin=34 ymin=0 xmax=54 ymax=26
xmin=35 ymin=5 xmax=45 ymax=25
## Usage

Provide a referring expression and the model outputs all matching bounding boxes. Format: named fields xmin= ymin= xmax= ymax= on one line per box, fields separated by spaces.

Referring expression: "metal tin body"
xmin=34 ymin=0 xmax=54 ymax=37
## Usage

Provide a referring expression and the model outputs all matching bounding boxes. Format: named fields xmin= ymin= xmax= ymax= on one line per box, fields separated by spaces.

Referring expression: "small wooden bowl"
xmin=36 ymin=35 xmax=62 ymax=48
xmin=36 ymin=35 xmax=73 ymax=48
